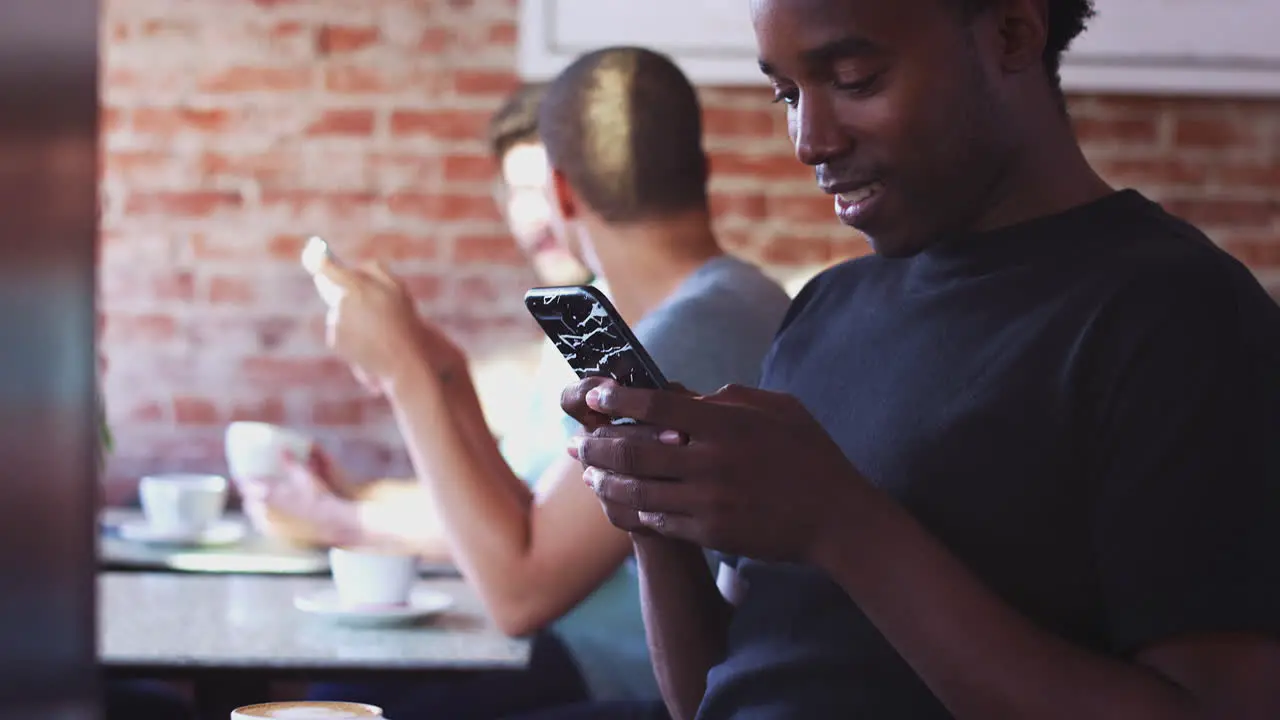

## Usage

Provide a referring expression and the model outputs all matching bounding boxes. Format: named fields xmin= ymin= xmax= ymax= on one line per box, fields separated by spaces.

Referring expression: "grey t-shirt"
xmin=634 ymin=254 xmax=793 ymax=394
xmin=550 ymin=253 xmax=793 ymax=701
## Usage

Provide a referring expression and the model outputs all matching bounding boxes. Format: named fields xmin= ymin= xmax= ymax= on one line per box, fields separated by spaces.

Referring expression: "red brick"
xmin=318 ymin=25 xmax=380 ymax=55
xmin=768 ymin=193 xmax=838 ymax=223
xmin=229 ymin=398 xmax=287 ymax=424
xmin=208 ymin=275 xmax=257 ymax=304
xmin=311 ymin=398 xmax=374 ymax=426
xmin=709 ymin=192 xmax=768 ymax=220
xmin=711 ymin=151 xmax=807 ymax=180
xmin=100 ymin=106 xmax=126 ymax=133
xmin=306 ymin=109 xmax=377 ymax=136
xmin=173 ymin=396 xmax=219 ymax=425
xmin=1072 ymin=116 xmax=1160 ymax=145
xmin=486 ymin=21 xmax=517 ymax=45
xmin=702 ymin=106 xmax=776 ymax=139
xmin=107 ymin=313 xmax=178 ymax=342
xmin=442 ymin=153 xmax=497 ymax=183
xmin=1218 ymin=234 xmax=1280 ymax=268
xmin=454 ymin=274 xmax=503 ymax=304
xmin=452 ymin=70 xmax=518 ymax=96
xmin=200 ymin=150 xmax=302 ymax=185
xmin=260 ymin=190 xmax=379 ymax=219
xmin=758 ymin=235 xmax=837 ymax=266
xmin=389 ymin=109 xmax=490 ymax=140
xmin=132 ymin=106 xmax=234 ymax=135
xmin=104 ymin=271 xmax=196 ymax=303
xmin=191 ymin=234 xmax=297 ymax=262
xmin=1094 ymin=157 xmax=1210 ymax=187
xmin=419 ymin=27 xmax=454 ymax=53
xmin=268 ymin=234 xmax=307 ymax=261
xmin=1161 ymin=198 xmax=1276 ymax=229
xmin=269 ymin=21 xmax=306 ymax=40
xmin=399 ymin=274 xmax=446 ymax=300
xmin=325 ymin=65 xmax=418 ymax=94
xmin=199 ymin=66 xmax=313 ymax=93
xmin=1173 ymin=117 xmax=1258 ymax=149
xmin=241 ymin=357 xmax=355 ymax=388
xmin=1216 ymin=161 xmax=1280 ymax=188
xmin=454 ymin=233 xmax=525 ymax=264
xmin=387 ymin=192 xmax=499 ymax=221
xmin=123 ymin=400 xmax=166 ymax=423
xmin=351 ymin=233 xmax=440 ymax=261
xmin=106 ymin=150 xmax=176 ymax=182
xmin=139 ymin=19 xmax=198 ymax=39
xmin=125 ymin=191 xmax=243 ymax=217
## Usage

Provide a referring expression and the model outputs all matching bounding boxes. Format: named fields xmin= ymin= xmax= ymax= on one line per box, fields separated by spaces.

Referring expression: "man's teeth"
xmin=839 ymin=182 xmax=882 ymax=204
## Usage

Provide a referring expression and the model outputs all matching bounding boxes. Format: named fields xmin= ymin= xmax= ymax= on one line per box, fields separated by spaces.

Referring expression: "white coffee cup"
xmin=225 ymin=422 xmax=314 ymax=480
xmin=329 ymin=547 xmax=418 ymax=608
xmin=139 ymin=473 xmax=228 ymax=535
xmin=231 ymin=701 xmax=383 ymax=719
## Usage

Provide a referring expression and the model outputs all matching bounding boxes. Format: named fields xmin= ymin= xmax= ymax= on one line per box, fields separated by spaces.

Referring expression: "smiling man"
xmin=561 ymin=1 xmax=1280 ymax=718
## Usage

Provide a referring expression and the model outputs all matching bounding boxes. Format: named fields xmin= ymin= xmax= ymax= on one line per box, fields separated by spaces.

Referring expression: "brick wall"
xmin=98 ymin=0 xmax=1280 ymax=497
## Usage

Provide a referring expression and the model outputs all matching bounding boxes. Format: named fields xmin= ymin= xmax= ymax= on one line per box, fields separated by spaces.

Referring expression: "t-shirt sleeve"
xmin=1089 ymin=266 xmax=1280 ymax=654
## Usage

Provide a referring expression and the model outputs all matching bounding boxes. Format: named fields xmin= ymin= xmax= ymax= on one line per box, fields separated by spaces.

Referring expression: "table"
xmin=100 ymin=572 xmax=531 ymax=717
xmin=100 ymin=572 xmax=530 ymax=674
xmin=100 ymin=508 xmax=455 ymax=577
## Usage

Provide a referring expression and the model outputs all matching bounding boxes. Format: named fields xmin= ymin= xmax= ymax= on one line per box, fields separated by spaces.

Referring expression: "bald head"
xmin=539 ymin=46 xmax=708 ymax=224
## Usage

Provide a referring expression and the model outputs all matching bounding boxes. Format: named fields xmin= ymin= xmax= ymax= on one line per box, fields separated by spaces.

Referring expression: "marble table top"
xmin=99 ymin=572 xmax=530 ymax=671
xmin=99 ymin=508 xmax=455 ymax=577
xmin=100 ymin=508 xmax=331 ymax=575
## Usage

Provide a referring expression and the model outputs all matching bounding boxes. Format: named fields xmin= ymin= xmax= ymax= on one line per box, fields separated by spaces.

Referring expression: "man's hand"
xmin=566 ymin=378 xmax=873 ymax=563
xmin=315 ymin=256 xmax=465 ymax=392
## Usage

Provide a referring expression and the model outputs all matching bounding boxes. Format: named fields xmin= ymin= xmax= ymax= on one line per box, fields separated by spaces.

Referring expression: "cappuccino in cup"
xmin=231 ymin=701 xmax=383 ymax=719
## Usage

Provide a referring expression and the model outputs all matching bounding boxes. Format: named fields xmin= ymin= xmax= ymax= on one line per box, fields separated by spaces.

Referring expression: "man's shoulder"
xmin=639 ymin=256 xmax=791 ymax=335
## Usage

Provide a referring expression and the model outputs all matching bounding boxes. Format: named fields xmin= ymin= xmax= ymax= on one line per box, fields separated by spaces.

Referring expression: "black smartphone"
xmin=524 ymin=285 xmax=669 ymax=390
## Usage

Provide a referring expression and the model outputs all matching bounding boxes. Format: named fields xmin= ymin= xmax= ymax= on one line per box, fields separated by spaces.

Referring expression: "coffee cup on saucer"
xmin=231 ymin=701 xmax=383 ymax=718
xmin=138 ymin=473 xmax=228 ymax=536
xmin=224 ymin=421 xmax=314 ymax=480
xmin=329 ymin=547 xmax=418 ymax=608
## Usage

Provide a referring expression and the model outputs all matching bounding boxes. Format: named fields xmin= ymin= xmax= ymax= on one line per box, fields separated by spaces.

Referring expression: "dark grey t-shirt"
xmin=549 ymin=254 xmax=793 ymax=701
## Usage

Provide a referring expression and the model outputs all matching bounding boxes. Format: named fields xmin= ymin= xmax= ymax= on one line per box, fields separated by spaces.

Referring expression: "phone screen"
xmin=524 ymin=286 xmax=668 ymax=390
xmin=301 ymin=236 xmax=344 ymax=306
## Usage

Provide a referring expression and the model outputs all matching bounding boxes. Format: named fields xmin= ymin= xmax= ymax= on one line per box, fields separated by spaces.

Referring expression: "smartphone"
xmin=301 ymin=235 xmax=344 ymax=306
xmin=524 ymin=285 xmax=669 ymax=390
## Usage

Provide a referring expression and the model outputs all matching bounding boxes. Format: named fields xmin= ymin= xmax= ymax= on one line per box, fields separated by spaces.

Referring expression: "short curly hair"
xmin=957 ymin=0 xmax=1097 ymax=95
xmin=538 ymin=46 xmax=708 ymax=224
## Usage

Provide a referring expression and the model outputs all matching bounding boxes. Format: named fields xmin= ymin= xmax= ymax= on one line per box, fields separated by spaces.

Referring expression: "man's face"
xmin=498 ymin=141 xmax=591 ymax=285
xmin=752 ymin=0 xmax=1015 ymax=257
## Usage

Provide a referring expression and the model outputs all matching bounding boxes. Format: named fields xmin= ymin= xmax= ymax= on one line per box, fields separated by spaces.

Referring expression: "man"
xmin=264 ymin=49 xmax=792 ymax=719
xmin=563 ymin=1 xmax=1280 ymax=719
xmin=236 ymin=84 xmax=591 ymax=556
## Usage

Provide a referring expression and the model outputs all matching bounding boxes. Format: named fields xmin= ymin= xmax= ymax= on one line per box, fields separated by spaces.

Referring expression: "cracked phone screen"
xmin=527 ymin=290 xmax=665 ymax=390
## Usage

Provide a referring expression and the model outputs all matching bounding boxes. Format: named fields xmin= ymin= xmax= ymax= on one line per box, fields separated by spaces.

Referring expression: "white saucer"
xmin=117 ymin=519 xmax=247 ymax=547
xmin=294 ymin=587 xmax=454 ymax=627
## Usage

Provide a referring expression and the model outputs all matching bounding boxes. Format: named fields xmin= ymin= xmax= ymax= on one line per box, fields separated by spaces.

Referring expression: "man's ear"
xmin=550 ymin=167 xmax=579 ymax=220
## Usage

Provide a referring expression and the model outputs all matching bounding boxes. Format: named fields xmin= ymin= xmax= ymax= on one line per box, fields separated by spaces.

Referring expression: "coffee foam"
xmin=232 ymin=701 xmax=382 ymax=719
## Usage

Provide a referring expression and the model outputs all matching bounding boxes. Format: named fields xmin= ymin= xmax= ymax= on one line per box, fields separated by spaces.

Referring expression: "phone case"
xmin=524 ymin=285 xmax=669 ymax=389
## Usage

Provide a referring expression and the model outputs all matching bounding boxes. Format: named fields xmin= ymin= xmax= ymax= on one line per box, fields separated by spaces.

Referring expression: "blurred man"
xmin=245 ymin=52 xmax=792 ymax=720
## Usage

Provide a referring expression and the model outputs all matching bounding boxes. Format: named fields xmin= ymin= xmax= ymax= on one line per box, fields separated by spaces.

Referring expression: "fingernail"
xmin=659 ymin=430 xmax=682 ymax=445
xmin=566 ymin=437 xmax=582 ymax=460
xmin=583 ymin=467 xmax=600 ymax=491
xmin=585 ymin=387 xmax=602 ymax=407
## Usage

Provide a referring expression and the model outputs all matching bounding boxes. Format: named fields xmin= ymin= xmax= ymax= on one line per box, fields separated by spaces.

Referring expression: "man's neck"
xmin=972 ymin=106 xmax=1115 ymax=234
xmin=591 ymin=214 xmax=723 ymax=325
